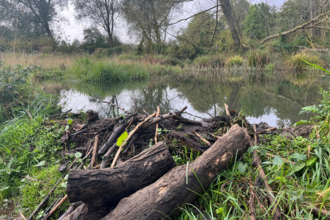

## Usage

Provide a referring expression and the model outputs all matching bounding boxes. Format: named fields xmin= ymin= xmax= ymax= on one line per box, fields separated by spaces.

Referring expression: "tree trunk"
xmin=219 ymin=0 xmax=241 ymax=47
xmin=107 ymin=32 xmax=114 ymax=48
xmin=67 ymin=142 xmax=176 ymax=219
xmin=102 ymin=124 xmax=250 ymax=220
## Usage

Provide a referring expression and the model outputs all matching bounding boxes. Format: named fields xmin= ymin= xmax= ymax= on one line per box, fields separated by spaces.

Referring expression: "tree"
xmin=73 ymin=0 xmax=118 ymax=48
xmin=80 ymin=27 xmax=109 ymax=53
xmin=122 ymin=0 xmax=183 ymax=53
xmin=219 ymin=0 xmax=241 ymax=47
xmin=0 ymin=0 xmax=68 ymax=39
xmin=242 ymin=3 xmax=276 ymax=40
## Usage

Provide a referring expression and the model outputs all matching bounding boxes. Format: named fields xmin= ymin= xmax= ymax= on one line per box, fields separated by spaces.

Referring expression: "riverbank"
xmin=1 ymin=61 xmax=330 ymax=219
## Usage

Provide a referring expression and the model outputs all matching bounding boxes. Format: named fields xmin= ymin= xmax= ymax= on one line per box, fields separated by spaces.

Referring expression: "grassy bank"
xmin=0 ymin=65 xmax=70 ymax=219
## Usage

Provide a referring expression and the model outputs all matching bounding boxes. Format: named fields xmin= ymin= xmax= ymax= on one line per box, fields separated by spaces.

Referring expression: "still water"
xmin=42 ymin=73 xmax=330 ymax=127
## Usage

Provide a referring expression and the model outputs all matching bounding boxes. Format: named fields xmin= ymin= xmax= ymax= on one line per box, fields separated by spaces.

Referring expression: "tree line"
xmin=0 ymin=0 xmax=329 ymax=57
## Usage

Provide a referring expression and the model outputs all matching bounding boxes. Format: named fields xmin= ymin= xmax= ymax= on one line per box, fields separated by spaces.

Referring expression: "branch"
xmin=261 ymin=10 xmax=330 ymax=44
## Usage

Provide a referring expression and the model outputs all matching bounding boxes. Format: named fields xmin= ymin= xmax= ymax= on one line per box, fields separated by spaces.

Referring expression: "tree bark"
xmin=219 ymin=0 xmax=241 ymax=47
xmin=98 ymin=123 xmax=127 ymax=155
xmin=102 ymin=124 xmax=250 ymax=220
xmin=67 ymin=142 xmax=175 ymax=219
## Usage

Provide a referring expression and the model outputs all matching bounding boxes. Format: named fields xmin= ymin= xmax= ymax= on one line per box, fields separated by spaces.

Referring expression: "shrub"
xmin=225 ymin=56 xmax=244 ymax=67
xmin=247 ymin=50 xmax=270 ymax=68
xmin=286 ymin=53 xmax=323 ymax=71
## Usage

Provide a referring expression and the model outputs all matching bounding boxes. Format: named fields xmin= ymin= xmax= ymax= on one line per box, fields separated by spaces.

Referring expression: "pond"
xmin=40 ymin=72 xmax=330 ymax=127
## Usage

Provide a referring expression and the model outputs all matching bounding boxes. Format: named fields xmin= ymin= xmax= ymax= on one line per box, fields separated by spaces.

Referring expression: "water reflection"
xmin=40 ymin=73 xmax=330 ymax=127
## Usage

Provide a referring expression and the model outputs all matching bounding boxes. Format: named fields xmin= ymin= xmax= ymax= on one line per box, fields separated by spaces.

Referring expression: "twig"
xmin=90 ymin=136 xmax=99 ymax=168
xmin=192 ymin=131 xmax=211 ymax=146
xmin=41 ymin=83 xmax=47 ymax=91
xmin=250 ymin=125 xmax=282 ymax=220
xmin=103 ymin=101 xmax=131 ymax=115
xmin=44 ymin=194 xmax=68 ymax=219
xmin=26 ymin=109 xmax=33 ymax=120
xmin=210 ymin=133 xmax=221 ymax=139
xmin=111 ymin=113 xmax=156 ymax=167
xmin=20 ymin=212 xmax=27 ymax=220
xmin=310 ymin=207 xmax=330 ymax=219
xmin=155 ymin=106 xmax=160 ymax=144
xmin=224 ymin=103 xmax=231 ymax=119
xmin=58 ymin=202 xmax=83 ymax=220
xmin=249 ymin=180 xmax=256 ymax=220
xmin=27 ymin=179 xmax=61 ymax=220
xmin=49 ymin=109 xmax=72 ymax=118
xmin=93 ymin=164 xmax=100 ymax=169
xmin=256 ymin=127 xmax=276 ymax=134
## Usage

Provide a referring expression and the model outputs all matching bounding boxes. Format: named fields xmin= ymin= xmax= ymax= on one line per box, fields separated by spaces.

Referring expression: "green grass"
xmin=68 ymin=57 xmax=182 ymax=82
xmin=0 ymin=65 xmax=70 ymax=219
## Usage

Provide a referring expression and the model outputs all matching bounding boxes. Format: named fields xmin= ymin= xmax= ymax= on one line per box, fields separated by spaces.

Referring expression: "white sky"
xmin=60 ymin=0 xmax=285 ymax=43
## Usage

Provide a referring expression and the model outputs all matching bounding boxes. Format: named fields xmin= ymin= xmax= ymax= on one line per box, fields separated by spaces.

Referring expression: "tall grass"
xmin=286 ymin=53 xmax=324 ymax=71
xmin=68 ymin=57 xmax=181 ymax=82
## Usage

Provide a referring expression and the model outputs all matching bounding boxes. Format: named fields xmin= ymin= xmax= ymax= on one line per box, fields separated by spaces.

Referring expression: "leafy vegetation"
xmin=225 ymin=56 xmax=244 ymax=67
xmin=286 ymin=53 xmax=324 ymax=71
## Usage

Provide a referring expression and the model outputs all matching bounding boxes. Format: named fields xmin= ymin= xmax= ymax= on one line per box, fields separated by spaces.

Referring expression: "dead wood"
xmin=58 ymin=202 xmax=83 ymax=220
xmin=249 ymin=125 xmax=282 ymax=220
xmin=260 ymin=10 xmax=330 ymax=44
xmin=100 ymin=143 xmax=117 ymax=169
xmin=98 ymin=123 xmax=127 ymax=155
xmin=192 ymin=130 xmax=211 ymax=146
xmin=111 ymin=112 xmax=156 ymax=167
xmin=90 ymin=136 xmax=99 ymax=168
xmin=249 ymin=180 xmax=256 ymax=220
xmin=44 ymin=195 xmax=68 ymax=219
xmin=62 ymin=203 xmax=87 ymax=220
xmin=171 ymin=130 xmax=209 ymax=152
xmin=173 ymin=115 xmax=212 ymax=128
xmin=102 ymin=124 xmax=250 ymax=220
xmin=155 ymin=106 xmax=160 ymax=144
xmin=140 ymin=106 xmax=187 ymax=129
xmin=67 ymin=142 xmax=175 ymax=220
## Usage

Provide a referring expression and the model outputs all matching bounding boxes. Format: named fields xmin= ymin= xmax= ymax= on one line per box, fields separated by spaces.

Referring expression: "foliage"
xmin=247 ymin=50 xmax=270 ymax=68
xmin=225 ymin=56 xmax=244 ymax=67
xmin=286 ymin=53 xmax=323 ymax=71
xmin=242 ymin=3 xmax=276 ymax=40
xmin=192 ymin=54 xmax=226 ymax=68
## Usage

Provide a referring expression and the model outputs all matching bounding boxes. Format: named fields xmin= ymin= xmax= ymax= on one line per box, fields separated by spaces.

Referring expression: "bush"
xmin=247 ymin=50 xmax=270 ymax=68
xmin=286 ymin=53 xmax=324 ymax=71
xmin=225 ymin=56 xmax=244 ymax=67
xmin=193 ymin=55 xmax=226 ymax=68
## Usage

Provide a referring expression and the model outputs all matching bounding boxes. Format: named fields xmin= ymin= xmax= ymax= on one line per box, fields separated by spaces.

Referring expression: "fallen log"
xmin=67 ymin=142 xmax=175 ymax=219
xmin=102 ymin=124 xmax=250 ymax=220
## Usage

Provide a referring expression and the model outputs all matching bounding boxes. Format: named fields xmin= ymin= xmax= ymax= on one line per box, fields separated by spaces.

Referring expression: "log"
xmin=102 ymin=124 xmax=250 ymax=220
xmin=171 ymin=130 xmax=209 ymax=152
xmin=67 ymin=142 xmax=176 ymax=219
xmin=98 ymin=123 xmax=127 ymax=155
xmin=140 ymin=106 xmax=187 ymax=129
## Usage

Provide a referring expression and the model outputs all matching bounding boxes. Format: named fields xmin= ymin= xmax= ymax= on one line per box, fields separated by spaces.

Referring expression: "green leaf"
xmin=301 ymin=59 xmax=330 ymax=74
xmin=248 ymin=146 xmax=260 ymax=153
xmin=0 ymin=182 xmax=10 ymax=191
xmin=75 ymin=152 xmax=82 ymax=158
xmin=237 ymin=162 xmax=247 ymax=174
xmin=61 ymin=182 xmax=67 ymax=188
xmin=307 ymin=157 xmax=317 ymax=166
xmin=293 ymin=120 xmax=310 ymax=126
xmin=117 ymin=131 xmax=128 ymax=147
xmin=273 ymin=156 xmax=283 ymax=166
xmin=67 ymin=119 xmax=73 ymax=125
xmin=35 ymin=160 xmax=45 ymax=167
xmin=292 ymin=163 xmax=305 ymax=173
xmin=290 ymin=152 xmax=307 ymax=161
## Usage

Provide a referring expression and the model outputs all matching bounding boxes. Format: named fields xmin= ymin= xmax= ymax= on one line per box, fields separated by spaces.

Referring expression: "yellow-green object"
xmin=117 ymin=131 xmax=128 ymax=150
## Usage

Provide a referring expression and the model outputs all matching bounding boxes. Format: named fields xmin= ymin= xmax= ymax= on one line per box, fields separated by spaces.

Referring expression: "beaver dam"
xmin=23 ymin=100 xmax=319 ymax=220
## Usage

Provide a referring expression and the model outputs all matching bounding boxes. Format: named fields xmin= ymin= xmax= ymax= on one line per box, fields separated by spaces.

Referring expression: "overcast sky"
xmin=60 ymin=0 xmax=285 ymax=43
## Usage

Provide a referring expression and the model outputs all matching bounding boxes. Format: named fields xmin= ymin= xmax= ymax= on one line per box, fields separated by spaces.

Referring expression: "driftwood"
xmin=102 ymin=124 xmax=250 ymax=220
xmin=171 ymin=130 xmax=209 ymax=152
xmin=67 ymin=142 xmax=175 ymax=219
xmin=58 ymin=202 xmax=83 ymax=220
xmin=98 ymin=123 xmax=127 ymax=155
xmin=100 ymin=143 xmax=117 ymax=169
xmin=140 ymin=106 xmax=187 ymax=129
xmin=62 ymin=203 xmax=87 ymax=220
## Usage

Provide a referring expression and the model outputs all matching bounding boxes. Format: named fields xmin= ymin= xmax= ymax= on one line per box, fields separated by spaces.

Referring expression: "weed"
xmin=286 ymin=53 xmax=324 ymax=71
xmin=247 ymin=50 xmax=270 ymax=68
xmin=225 ymin=56 xmax=244 ymax=67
